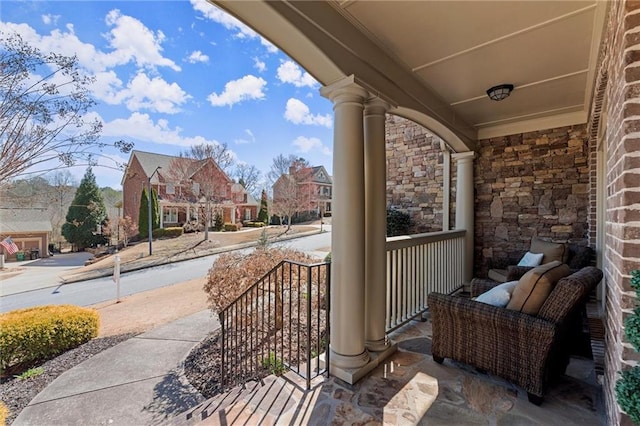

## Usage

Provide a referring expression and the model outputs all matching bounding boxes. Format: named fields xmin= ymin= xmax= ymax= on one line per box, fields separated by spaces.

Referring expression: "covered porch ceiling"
xmin=212 ymin=0 xmax=608 ymax=153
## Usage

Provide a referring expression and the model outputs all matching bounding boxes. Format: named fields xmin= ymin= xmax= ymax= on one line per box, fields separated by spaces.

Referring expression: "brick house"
xmin=122 ymin=150 xmax=258 ymax=230
xmin=272 ymin=165 xmax=332 ymax=219
xmin=211 ymin=1 xmax=638 ymax=422
xmin=0 ymin=209 xmax=52 ymax=260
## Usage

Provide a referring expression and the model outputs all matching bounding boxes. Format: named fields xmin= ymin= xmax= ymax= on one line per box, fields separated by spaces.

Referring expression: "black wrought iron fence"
xmin=219 ymin=260 xmax=330 ymax=390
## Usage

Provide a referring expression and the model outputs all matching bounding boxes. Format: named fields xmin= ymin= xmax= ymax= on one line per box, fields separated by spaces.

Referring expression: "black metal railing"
xmin=219 ymin=260 xmax=330 ymax=390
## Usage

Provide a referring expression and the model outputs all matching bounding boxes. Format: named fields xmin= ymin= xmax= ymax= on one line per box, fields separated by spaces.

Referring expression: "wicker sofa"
xmin=427 ymin=266 xmax=603 ymax=405
xmin=486 ymin=238 xmax=594 ymax=284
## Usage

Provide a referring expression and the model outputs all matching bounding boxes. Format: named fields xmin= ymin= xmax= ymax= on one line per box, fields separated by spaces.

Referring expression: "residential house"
xmin=272 ymin=165 xmax=332 ymax=220
xmin=0 ymin=209 xmax=52 ymax=260
xmin=214 ymin=1 xmax=637 ymax=423
xmin=122 ymin=150 xmax=258 ymax=231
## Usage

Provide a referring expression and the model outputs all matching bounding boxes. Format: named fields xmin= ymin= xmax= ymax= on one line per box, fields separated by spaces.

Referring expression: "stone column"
xmin=364 ymin=97 xmax=390 ymax=352
xmin=320 ymin=76 xmax=370 ymax=369
xmin=453 ymin=151 xmax=475 ymax=282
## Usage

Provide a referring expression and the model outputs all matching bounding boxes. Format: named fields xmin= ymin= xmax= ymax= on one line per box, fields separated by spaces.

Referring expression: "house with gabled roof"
xmin=0 ymin=208 xmax=52 ymax=260
xmin=121 ymin=150 xmax=258 ymax=231
xmin=273 ymin=164 xmax=332 ymax=220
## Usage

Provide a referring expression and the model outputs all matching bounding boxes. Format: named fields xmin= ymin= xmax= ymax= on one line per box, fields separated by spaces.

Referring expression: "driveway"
xmin=0 ymin=252 xmax=93 ymax=297
xmin=24 ymin=252 xmax=94 ymax=268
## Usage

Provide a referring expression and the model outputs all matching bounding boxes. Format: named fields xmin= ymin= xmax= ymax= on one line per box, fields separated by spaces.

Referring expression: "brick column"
xmin=601 ymin=1 xmax=640 ymax=424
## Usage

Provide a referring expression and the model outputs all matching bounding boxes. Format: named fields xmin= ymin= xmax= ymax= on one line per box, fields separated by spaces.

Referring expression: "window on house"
xmin=164 ymin=207 xmax=178 ymax=223
xmin=245 ymin=208 xmax=251 ymax=220
xmin=243 ymin=194 xmax=248 ymax=203
xmin=166 ymin=183 xmax=175 ymax=194
xmin=192 ymin=182 xmax=200 ymax=195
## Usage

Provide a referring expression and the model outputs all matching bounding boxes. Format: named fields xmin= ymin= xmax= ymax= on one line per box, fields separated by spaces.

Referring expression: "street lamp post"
xmin=148 ymin=166 xmax=161 ymax=256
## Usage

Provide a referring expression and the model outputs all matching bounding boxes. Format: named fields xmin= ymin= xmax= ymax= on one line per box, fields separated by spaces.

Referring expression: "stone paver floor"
xmin=176 ymin=318 xmax=604 ymax=425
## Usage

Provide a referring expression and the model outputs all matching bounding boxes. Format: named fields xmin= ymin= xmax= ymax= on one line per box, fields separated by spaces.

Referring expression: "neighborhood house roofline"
xmin=121 ymin=150 xmax=234 ymax=186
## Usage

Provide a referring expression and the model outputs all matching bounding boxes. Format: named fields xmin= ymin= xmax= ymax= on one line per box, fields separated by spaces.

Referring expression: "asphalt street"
xmin=0 ymin=230 xmax=331 ymax=313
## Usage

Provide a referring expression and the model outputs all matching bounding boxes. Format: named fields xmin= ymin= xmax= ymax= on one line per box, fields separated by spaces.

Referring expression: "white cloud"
xmin=92 ymin=70 xmax=125 ymax=104
xmin=41 ymin=14 xmax=60 ymax=25
xmin=0 ymin=15 xmax=179 ymax=73
xmin=91 ymin=72 xmax=190 ymax=113
xmin=284 ymin=98 xmax=332 ymax=127
xmin=292 ymin=136 xmax=331 ymax=156
xmin=190 ymin=0 xmax=278 ymax=53
xmin=187 ymin=50 xmax=209 ymax=64
xmin=124 ymin=73 xmax=190 ymax=113
xmin=101 ymin=113 xmax=234 ymax=157
xmin=207 ymin=75 xmax=267 ymax=107
xmin=234 ymin=129 xmax=255 ymax=145
xmin=253 ymin=57 xmax=266 ymax=73
xmin=277 ymin=60 xmax=317 ymax=88
xmin=104 ymin=9 xmax=181 ymax=71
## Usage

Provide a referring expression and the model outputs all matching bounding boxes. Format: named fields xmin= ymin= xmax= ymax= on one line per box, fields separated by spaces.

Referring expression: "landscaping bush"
xmin=616 ymin=269 xmax=640 ymax=424
xmin=224 ymin=223 xmax=239 ymax=232
xmin=244 ymin=221 xmax=265 ymax=228
xmin=205 ymin=247 xmax=317 ymax=314
xmin=0 ymin=305 xmax=99 ymax=375
xmin=152 ymin=227 xmax=183 ymax=238
xmin=387 ymin=208 xmax=412 ymax=236
xmin=0 ymin=401 xmax=8 ymax=425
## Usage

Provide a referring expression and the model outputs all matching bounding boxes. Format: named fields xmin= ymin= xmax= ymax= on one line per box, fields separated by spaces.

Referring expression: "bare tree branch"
xmin=0 ymin=32 xmax=133 ymax=182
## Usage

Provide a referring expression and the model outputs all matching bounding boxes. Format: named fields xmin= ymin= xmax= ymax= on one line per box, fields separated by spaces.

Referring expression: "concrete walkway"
xmin=13 ymin=310 xmax=218 ymax=426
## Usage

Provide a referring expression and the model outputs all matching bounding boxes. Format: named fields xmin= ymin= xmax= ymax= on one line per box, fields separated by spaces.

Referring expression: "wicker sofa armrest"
xmin=427 ymin=292 xmax=557 ymax=398
xmin=506 ymin=265 xmax=534 ymax=281
xmin=470 ymin=278 xmax=500 ymax=297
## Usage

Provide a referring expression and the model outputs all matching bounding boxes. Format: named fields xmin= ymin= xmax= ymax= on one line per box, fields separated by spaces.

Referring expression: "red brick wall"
xmin=601 ymin=1 xmax=640 ymax=424
xmin=122 ymin=156 xmax=148 ymax=228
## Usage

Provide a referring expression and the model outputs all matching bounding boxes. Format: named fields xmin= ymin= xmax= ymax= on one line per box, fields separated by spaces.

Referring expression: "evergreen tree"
xmin=258 ymin=189 xmax=269 ymax=224
xmin=138 ymin=187 xmax=150 ymax=239
xmin=151 ymin=187 xmax=160 ymax=230
xmin=62 ymin=168 xmax=108 ymax=250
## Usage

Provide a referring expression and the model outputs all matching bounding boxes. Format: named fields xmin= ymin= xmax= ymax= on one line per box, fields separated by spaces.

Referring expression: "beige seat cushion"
xmin=506 ymin=261 xmax=571 ymax=315
xmin=488 ymin=268 xmax=508 ymax=283
xmin=530 ymin=237 xmax=568 ymax=264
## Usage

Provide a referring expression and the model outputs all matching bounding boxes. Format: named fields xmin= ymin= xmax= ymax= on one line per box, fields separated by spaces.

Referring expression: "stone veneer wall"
xmin=600 ymin=2 xmax=640 ymax=424
xmin=474 ymin=125 xmax=591 ymax=278
xmin=385 ymin=115 xmax=451 ymax=233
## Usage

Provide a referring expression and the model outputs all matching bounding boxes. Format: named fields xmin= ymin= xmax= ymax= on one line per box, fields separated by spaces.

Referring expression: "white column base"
xmin=330 ymin=348 xmax=370 ymax=369
xmin=329 ymin=342 xmax=397 ymax=385
xmin=366 ymin=337 xmax=390 ymax=352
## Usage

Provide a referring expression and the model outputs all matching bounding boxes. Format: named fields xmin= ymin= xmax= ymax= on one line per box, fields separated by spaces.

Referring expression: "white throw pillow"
xmin=475 ymin=281 xmax=519 ymax=307
xmin=517 ymin=251 xmax=544 ymax=267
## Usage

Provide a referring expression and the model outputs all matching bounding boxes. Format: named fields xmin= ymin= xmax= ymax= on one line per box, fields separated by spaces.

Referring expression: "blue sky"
xmin=1 ymin=0 xmax=334 ymax=189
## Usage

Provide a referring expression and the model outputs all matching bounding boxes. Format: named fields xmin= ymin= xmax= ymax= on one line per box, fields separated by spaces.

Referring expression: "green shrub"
xmin=324 ymin=252 xmax=331 ymax=263
xmin=213 ymin=213 xmax=224 ymax=231
xmin=387 ymin=208 xmax=412 ymax=236
xmin=224 ymin=223 xmax=239 ymax=232
xmin=0 ymin=305 xmax=99 ymax=375
xmin=616 ymin=270 xmax=640 ymax=423
xmin=262 ymin=351 xmax=286 ymax=375
xmin=152 ymin=227 xmax=183 ymax=238
xmin=245 ymin=221 xmax=265 ymax=228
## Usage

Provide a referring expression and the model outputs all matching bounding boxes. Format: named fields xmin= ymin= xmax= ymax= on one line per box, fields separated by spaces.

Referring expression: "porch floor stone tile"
xmin=175 ymin=318 xmax=605 ymax=425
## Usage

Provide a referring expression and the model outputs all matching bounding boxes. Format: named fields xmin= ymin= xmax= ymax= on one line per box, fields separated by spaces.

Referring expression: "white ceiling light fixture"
xmin=486 ymin=84 xmax=514 ymax=101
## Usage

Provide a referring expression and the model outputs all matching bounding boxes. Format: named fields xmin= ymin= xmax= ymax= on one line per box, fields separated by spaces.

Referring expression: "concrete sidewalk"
xmin=13 ymin=310 xmax=218 ymax=426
